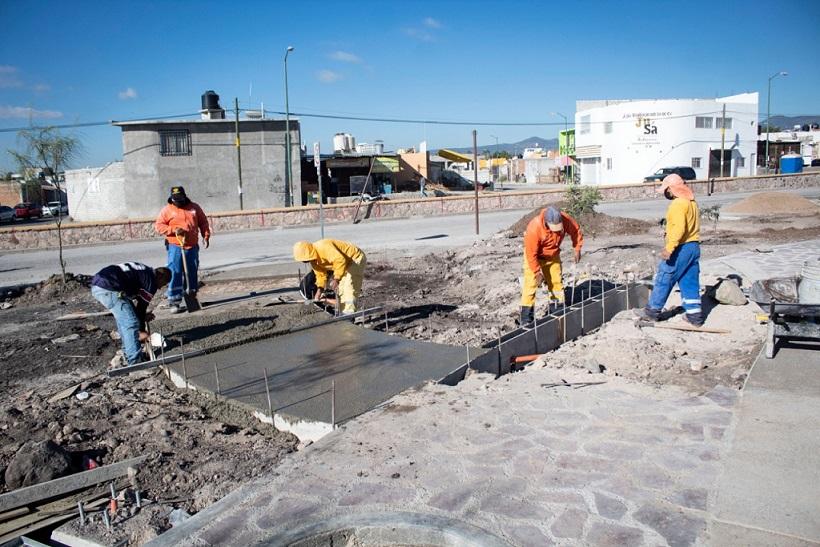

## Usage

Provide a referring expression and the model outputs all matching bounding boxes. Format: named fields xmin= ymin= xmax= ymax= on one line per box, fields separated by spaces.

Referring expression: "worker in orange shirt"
xmin=520 ymin=206 xmax=583 ymax=326
xmin=154 ymin=186 xmax=211 ymax=313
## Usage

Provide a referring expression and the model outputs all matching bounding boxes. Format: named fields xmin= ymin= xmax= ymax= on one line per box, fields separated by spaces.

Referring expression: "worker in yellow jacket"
xmin=637 ymin=173 xmax=703 ymax=326
xmin=293 ymin=239 xmax=367 ymax=314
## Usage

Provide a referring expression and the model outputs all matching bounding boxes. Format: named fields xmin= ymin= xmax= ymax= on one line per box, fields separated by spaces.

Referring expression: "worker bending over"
xmin=91 ymin=263 xmax=171 ymax=365
xmin=520 ymin=206 xmax=583 ymax=325
xmin=293 ymin=239 xmax=367 ymax=314
xmin=638 ymin=174 xmax=703 ymax=326
xmin=154 ymin=186 xmax=211 ymax=313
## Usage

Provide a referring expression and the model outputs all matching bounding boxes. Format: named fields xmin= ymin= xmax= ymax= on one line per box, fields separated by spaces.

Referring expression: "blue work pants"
xmin=648 ymin=242 xmax=702 ymax=321
xmin=166 ymin=244 xmax=199 ymax=302
xmin=91 ymin=286 xmax=143 ymax=364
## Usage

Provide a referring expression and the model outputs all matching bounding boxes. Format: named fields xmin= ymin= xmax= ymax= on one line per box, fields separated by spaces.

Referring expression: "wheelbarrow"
xmin=750 ymin=277 xmax=820 ymax=359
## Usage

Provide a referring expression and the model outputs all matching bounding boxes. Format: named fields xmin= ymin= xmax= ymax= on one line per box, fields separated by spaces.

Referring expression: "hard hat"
xmin=293 ymin=241 xmax=317 ymax=262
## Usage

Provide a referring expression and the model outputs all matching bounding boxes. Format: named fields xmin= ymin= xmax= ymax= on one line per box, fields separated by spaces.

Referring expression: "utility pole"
xmin=765 ymin=70 xmax=788 ymax=172
xmin=234 ymin=98 xmax=243 ymax=210
xmin=720 ymin=103 xmax=726 ymax=178
xmin=284 ymin=46 xmax=295 ymax=207
xmin=473 ymin=129 xmax=479 ymax=235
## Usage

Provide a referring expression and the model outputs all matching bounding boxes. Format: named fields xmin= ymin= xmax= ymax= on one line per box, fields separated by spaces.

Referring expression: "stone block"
xmin=634 ymin=502 xmax=706 ymax=547
xmin=479 ymin=494 xmax=548 ymax=520
xmin=593 ymin=491 xmax=628 ymax=520
xmin=550 ymin=508 xmax=588 ymax=538
xmin=585 ymin=522 xmax=644 ymax=546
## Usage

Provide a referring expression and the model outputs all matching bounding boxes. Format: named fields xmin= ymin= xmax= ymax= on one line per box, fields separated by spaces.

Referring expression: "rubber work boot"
xmin=682 ymin=313 xmax=704 ymax=327
xmin=520 ymin=306 xmax=534 ymax=327
xmin=633 ymin=307 xmax=661 ymax=321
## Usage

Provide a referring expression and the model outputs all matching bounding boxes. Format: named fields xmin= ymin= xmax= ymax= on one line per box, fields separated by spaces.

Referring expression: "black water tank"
xmin=201 ymin=90 xmax=220 ymax=111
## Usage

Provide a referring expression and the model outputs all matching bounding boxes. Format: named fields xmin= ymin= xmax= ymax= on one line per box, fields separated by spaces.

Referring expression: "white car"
xmin=44 ymin=201 xmax=69 ymax=217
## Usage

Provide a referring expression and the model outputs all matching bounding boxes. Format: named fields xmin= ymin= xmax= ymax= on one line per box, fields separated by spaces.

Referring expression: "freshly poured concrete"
xmin=168 ymin=321 xmax=469 ymax=437
xmin=712 ymin=344 xmax=820 ymax=544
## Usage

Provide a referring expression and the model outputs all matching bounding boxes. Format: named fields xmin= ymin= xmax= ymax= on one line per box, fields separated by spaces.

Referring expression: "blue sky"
xmin=1 ymin=0 xmax=819 ymax=170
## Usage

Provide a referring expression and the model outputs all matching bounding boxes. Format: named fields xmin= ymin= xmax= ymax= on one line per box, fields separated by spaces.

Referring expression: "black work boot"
xmin=682 ymin=313 xmax=704 ymax=327
xmin=520 ymin=306 xmax=534 ymax=327
xmin=634 ymin=307 xmax=661 ymax=321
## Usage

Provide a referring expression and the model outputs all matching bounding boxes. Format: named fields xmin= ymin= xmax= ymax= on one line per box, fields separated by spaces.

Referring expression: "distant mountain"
xmin=437 ymin=136 xmax=558 ymax=156
xmin=767 ymin=115 xmax=820 ymax=130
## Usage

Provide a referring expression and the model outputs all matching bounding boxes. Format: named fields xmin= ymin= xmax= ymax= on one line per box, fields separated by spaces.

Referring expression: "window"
xmin=691 ymin=157 xmax=701 ymax=168
xmin=159 ymin=130 xmax=191 ymax=156
xmin=606 ymin=158 xmax=612 ymax=170
xmin=737 ymin=156 xmax=745 ymax=168
xmin=579 ymin=115 xmax=591 ymax=135
xmin=716 ymin=117 xmax=733 ymax=129
xmin=695 ymin=116 xmax=712 ymax=129
xmin=604 ymin=121 xmax=613 ymax=134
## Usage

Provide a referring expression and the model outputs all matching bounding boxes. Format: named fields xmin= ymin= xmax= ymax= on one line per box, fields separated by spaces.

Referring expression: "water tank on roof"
xmin=345 ymin=134 xmax=356 ymax=152
xmin=374 ymin=140 xmax=384 ymax=154
xmin=780 ymin=153 xmax=803 ymax=174
xmin=333 ymin=133 xmax=348 ymax=153
xmin=201 ymin=90 xmax=221 ymax=111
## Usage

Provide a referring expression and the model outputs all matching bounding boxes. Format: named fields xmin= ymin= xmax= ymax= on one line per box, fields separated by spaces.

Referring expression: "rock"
xmin=52 ymin=333 xmax=80 ymax=344
xmin=715 ymin=279 xmax=747 ymax=306
xmin=688 ymin=360 xmax=706 ymax=372
xmin=730 ymin=368 xmax=747 ymax=381
xmin=84 ymin=324 xmax=99 ymax=332
xmin=4 ymin=440 xmax=73 ymax=489
xmin=0 ymin=302 xmax=13 ymax=310
xmin=583 ymin=359 xmax=605 ymax=374
xmin=110 ymin=330 xmax=121 ymax=341
xmin=109 ymin=351 xmax=125 ymax=369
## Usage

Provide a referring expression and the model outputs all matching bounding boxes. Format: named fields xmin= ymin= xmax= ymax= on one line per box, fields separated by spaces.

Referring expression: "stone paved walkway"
xmin=155 ymin=366 xmax=738 ymax=546
xmin=702 ymin=238 xmax=820 ymax=284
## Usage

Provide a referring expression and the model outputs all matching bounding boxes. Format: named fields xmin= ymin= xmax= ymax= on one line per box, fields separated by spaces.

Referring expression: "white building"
xmin=574 ymin=93 xmax=759 ymax=185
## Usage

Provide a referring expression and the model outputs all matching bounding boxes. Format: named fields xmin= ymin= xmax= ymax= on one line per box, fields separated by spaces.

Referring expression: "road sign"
xmin=313 ymin=142 xmax=320 ymax=167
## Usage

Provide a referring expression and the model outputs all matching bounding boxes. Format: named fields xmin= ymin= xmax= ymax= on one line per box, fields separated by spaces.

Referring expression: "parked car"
xmin=43 ymin=201 xmax=69 ymax=217
xmin=643 ymin=166 xmax=697 ymax=183
xmin=0 ymin=206 xmax=15 ymax=223
xmin=14 ymin=202 xmax=43 ymax=219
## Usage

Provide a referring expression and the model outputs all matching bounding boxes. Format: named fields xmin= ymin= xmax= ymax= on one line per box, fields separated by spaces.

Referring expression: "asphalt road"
xmin=1 ymin=187 xmax=817 ymax=288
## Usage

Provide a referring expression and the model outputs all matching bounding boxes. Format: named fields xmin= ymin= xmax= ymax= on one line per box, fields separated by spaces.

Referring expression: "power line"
xmin=0 ymin=112 xmax=201 ymax=134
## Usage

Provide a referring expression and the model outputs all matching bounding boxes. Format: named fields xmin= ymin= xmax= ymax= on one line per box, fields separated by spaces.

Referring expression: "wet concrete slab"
xmin=167 ymin=321 xmax=469 ymax=435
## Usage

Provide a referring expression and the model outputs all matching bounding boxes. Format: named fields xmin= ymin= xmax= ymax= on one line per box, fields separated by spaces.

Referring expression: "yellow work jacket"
xmin=665 ymin=198 xmax=700 ymax=253
xmin=311 ymin=239 xmax=364 ymax=286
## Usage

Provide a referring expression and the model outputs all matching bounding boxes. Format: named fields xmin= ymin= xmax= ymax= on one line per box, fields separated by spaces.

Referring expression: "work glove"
xmin=533 ymin=271 xmax=544 ymax=287
xmin=203 ymin=236 xmax=210 ymax=249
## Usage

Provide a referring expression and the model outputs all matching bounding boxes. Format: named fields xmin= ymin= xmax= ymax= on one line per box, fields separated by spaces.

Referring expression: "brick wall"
xmin=0 ymin=181 xmax=21 ymax=207
xmin=2 ymin=172 xmax=818 ymax=251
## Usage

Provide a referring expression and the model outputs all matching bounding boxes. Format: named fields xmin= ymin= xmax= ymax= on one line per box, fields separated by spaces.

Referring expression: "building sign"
xmin=327 ymin=157 xmax=370 ymax=168
xmin=371 ymin=156 xmax=399 ymax=173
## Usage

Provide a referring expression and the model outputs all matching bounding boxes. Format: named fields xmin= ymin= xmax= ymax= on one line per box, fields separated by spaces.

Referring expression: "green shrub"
xmin=564 ymin=184 xmax=602 ymax=217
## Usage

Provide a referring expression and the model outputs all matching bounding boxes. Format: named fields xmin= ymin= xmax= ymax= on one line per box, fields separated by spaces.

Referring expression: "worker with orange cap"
xmin=637 ymin=174 xmax=703 ymax=326
xmin=520 ymin=206 xmax=583 ymax=326
xmin=293 ymin=239 xmax=367 ymax=314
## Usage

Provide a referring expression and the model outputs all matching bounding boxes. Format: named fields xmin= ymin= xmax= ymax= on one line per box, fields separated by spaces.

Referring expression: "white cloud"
xmin=0 ymin=105 xmax=63 ymax=119
xmin=423 ymin=17 xmax=442 ymax=28
xmin=316 ymin=69 xmax=342 ymax=83
xmin=329 ymin=50 xmax=363 ymax=64
xmin=0 ymin=65 xmax=23 ymax=88
xmin=32 ymin=83 xmax=50 ymax=93
xmin=118 ymin=87 xmax=138 ymax=100
xmin=403 ymin=27 xmax=435 ymax=42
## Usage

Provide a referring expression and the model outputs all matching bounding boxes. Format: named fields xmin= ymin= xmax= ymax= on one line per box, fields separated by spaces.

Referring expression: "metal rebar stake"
xmin=78 ymin=501 xmax=85 ymax=525
xmin=626 ymin=282 xmax=631 ymax=310
xmin=214 ymin=363 xmax=221 ymax=396
xmin=110 ymin=483 xmax=116 ymax=500
xmin=102 ymin=509 xmax=111 ymax=531
xmin=581 ymin=300 xmax=586 ymax=335
xmin=466 ymin=345 xmax=470 ymax=366
xmin=264 ymin=368 xmax=273 ymax=423
xmin=601 ymin=279 xmax=606 ymax=320
xmin=180 ymin=337 xmax=188 ymax=390
xmin=533 ymin=313 xmax=539 ymax=350
xmin=383 ymin=310 xmax=389 ymax=333
xmin=331 ymin=380 xmax=336 ymax=430
xmin=497 ymin=329 xmax=503 ymax=377
xmin=135 ymin=488 xmax=142 ymax=509
xmin=159 ymin=327 xmax=166 ymax=365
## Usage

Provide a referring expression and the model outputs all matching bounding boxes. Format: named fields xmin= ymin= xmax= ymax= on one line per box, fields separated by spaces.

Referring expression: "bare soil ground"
xmin=0 ymin=193 xmax=817 ymax=543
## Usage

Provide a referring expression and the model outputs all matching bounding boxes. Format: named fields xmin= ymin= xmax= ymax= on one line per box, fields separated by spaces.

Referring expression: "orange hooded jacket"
xmin=523 ymin=210 xmax=583 ymax=273
xmin=155 ymin=202 xmax=211 ymax=249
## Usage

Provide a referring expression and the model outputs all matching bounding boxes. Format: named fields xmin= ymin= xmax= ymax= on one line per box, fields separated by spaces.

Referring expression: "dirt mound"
xmin=508 ymin=205 xmax=653 ymax=238
xmin=5 ymin=273 xmax=92 ymax=305
xmin=724 ymin=192 xmax=820 ymax=215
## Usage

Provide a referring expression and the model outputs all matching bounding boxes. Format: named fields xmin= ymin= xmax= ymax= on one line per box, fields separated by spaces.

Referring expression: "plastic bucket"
xmin=798 ymin=259 xmax=820 ymax=303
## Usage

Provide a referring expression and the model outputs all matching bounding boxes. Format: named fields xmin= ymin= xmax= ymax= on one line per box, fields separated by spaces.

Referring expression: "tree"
xmin=8 ymin=127 xmax=82 ymax=285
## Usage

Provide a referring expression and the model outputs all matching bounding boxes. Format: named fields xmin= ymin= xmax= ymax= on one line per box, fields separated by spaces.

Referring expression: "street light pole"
xmin=284 ymin=46 xmax=295 ymax=207
xmin=765 ymin=70 xmax=788 ymax=172
xmin=551 ymin=112 xmax=568 ymax=181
